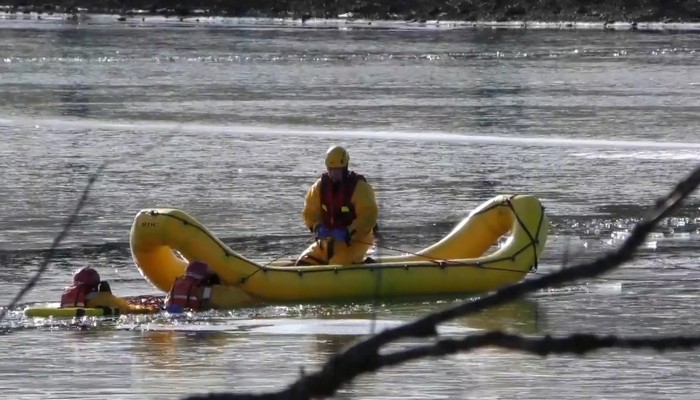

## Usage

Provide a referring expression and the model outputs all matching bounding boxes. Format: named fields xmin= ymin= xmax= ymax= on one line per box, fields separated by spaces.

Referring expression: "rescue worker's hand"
xmin=314 ymin=224 xmax=330 ymax=240
xmin=330 ymin=228 xmax=351 ymax=244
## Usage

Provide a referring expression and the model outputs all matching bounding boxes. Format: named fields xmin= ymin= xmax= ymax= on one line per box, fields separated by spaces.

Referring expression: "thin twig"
xmin=1 ymin=134 xmax=173 ymax=322
xmin=0 ymin=164 xmax=107 ymax=322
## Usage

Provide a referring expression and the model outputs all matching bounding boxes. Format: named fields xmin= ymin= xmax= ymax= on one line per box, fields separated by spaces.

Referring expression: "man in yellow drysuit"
xmin=295 ymin=145 xmax=378 ymax=266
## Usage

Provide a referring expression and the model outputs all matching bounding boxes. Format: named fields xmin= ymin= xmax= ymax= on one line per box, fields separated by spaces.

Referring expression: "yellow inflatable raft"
xmin=130 ymin=194 xmax=548 ymax=309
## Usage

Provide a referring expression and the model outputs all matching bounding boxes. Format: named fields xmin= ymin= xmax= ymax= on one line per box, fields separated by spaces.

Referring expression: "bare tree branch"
xmin=184 ymin=164 xmax=700 ymax=400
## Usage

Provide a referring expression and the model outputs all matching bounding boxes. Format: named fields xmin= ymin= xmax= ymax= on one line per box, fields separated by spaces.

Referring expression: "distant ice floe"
xmin=121 ymin=318 xmax=473 ymax=335
xmin=539 ymin=281 xmax=623 ymax=295
xmin=603 ymin=230 xmax=657 ymax=250
xmin=603 ymin=228 xmax=700 ymax=250
xmin=572 ymin=151 xmax=700 ymax=161
xmin=4 ymin=116 xmax=700 ymax=151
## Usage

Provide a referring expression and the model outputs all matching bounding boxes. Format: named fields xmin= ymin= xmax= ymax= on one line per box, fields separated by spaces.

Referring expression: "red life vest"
xmin=60 ymin=284 xmax=97 ymax=308
xmin=166 ymin=276 xmax=211 ymax=310
xmin=320 ymin=171 xmax=365 ymax=229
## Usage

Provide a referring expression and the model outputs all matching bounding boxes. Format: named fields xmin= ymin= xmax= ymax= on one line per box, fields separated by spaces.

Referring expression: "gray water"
xmin=1 ymin=16 xmax=700 ymax=399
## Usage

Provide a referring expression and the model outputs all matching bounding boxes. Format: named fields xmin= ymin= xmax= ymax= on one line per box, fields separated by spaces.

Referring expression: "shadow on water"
xmin=132 ymin=329 xmax=234 ymax=369
xmin=464 ymin=31 xmax=529 ymax=200
xmin=58 ymin=83 xmax=91 ymax=118
xmin=313 ymin=333 xmax=360 ymax=356
xmin=54 ymin=29 xmax=92 ymax=118
xmin=454 ymin=298 xmax=545 ymax=334
xmin=302 ymin=299 xmax=545 ymax=377
xmin=120 ymin=298 xmax=545 ymax=359
xmin=311 ymin=297 xmax=545 ymax=346
xmin=471 ymin=31 xmax=526 ymax=128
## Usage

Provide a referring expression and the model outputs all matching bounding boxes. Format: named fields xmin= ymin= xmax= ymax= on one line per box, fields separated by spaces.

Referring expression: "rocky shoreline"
xmin=1 ymin=0 xmax=699 ymax=24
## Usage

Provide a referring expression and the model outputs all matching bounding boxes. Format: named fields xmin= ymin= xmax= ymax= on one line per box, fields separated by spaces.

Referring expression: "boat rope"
xmin=354 ymin=238 xmax=546 ymax=275
xmin=504 ymin=195 xmax=545 ymax=272
xmin=354 ymin=239 xmax=446 ymax=265
xmin=152 ymin=211 xmax=252 ymax=264
xmin=240 ymin=242 xmax=311 ymax=284
xmin=350 ymin=197 xmax=547 ymax=275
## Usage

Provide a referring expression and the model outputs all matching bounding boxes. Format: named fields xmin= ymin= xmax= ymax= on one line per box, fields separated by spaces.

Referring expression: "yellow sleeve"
xmin=87 ymin=292 xmax=131 ymax=313
xmin=348 ymin=180 xmax=378 ymax=236
xmin=302 ymin=178 xmax=323 ymax=230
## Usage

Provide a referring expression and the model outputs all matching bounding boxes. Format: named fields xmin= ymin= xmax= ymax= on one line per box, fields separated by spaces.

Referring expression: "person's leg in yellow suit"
xmin=296 ymin=233 xmax=373 ymax=265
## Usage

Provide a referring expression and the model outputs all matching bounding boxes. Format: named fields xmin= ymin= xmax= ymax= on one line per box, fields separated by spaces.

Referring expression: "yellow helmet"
xmin=325 ymin=145 xmax=350 ymax=169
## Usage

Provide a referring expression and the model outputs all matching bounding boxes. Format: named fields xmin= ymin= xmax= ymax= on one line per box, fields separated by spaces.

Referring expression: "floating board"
xmin=24 ymin=305 xmax=159 ymax=318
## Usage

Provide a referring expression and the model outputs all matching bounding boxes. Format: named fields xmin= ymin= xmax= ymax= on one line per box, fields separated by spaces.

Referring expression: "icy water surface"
xmin=1 ymin=17 xmax=700 ymax=399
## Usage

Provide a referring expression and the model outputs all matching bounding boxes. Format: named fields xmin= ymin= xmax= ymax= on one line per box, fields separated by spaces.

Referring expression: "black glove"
xmin=98 ymin=281 xmax=112 ymax=293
